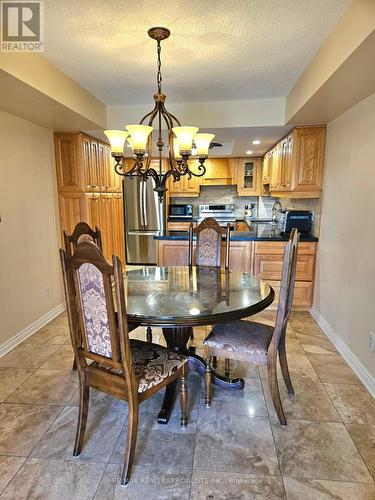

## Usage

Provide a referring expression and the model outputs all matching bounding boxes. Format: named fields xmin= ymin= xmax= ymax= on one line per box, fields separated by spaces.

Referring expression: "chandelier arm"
xmin=161 ymin=103 xmax=181 ymax=127
xmin=139 ymin=102 xmax=158 ymax=125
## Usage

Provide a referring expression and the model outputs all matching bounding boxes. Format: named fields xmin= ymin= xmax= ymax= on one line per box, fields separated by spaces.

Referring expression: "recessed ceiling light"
xmin=252 ymin=140 xmax=260 ymax=145
xmin=246 ymin=150 xmax=253 ymax=155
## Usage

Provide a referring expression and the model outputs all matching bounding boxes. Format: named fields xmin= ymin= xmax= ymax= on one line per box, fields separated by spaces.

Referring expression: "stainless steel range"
xmin=197 ymin=204 xmax=236 ymax=228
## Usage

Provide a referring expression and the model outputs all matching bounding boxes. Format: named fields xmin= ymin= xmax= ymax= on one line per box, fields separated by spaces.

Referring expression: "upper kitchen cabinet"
xmin=232 ymin=157 xmax=262 ymax=196
xmin=54 ymin=132 xmax=119 ymax=193
xmin=167 ymin=161 xmax=201 ymax=197
xmin=263 ymin=126 xmax=326 ymax=198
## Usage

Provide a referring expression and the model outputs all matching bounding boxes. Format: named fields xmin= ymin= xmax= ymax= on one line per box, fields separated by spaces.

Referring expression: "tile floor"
xmin=0 ymin=310 xmax=374 ymax=499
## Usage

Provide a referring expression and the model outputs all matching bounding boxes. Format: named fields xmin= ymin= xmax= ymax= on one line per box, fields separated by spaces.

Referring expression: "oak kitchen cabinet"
xmin=155 ymin=238 xmax=317 ymax=310
xmin=231 ymin=157 xmax=262 ymax=196
xmin=263 ymin=126 xmax=326 ymax=198
xmin=54 ymin=132 xmax=125 ymax=263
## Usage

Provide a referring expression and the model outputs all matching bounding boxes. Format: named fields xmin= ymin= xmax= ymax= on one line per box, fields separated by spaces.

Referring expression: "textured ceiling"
xmin=43 ymin=0 xmax=350 ymax=105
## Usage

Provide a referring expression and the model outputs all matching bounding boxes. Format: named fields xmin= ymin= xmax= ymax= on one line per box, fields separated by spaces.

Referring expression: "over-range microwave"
xmin=168 ymin=204 xmax=193 ymax=219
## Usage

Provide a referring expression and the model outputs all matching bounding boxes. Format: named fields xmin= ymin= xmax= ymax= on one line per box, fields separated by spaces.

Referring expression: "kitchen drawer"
xmin=253 ymin=254 xmax=315 ymax=281
xmin=254 ymin=241 xmax=316 ymax=255
xmin=167 ymin=221 xmax=195 ymax=231
xmin=266 ymin=280 xmax=313 ymax=310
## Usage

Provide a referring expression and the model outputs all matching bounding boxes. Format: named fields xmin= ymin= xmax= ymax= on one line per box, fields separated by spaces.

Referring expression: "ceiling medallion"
xmin=104 ymin=27 xmax=215 ymax=201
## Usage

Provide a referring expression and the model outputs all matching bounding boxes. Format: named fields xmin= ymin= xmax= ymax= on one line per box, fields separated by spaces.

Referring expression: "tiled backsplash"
xmin=171 ymin=185 xmax=321 ymax=236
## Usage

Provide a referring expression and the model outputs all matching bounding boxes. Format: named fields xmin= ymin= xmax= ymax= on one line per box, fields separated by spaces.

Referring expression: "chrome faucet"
xmin=272 ymin=201 xmax=282 ymax=222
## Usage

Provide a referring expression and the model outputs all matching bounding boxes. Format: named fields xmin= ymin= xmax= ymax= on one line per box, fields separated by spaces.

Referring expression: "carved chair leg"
xmin=73 ymin=376 xmax=89 ymax=456
xmin=72 ymin=357 xmax=77 ymax=371
xmin=267 ymin=356 xmax=287 ymax=426
xmin=205 ymin=354 xmax=212 ymax=407
xmin=121 ymin=395 xmax=139 ymax=486
xmin=146 ymin=327 xmax=152 ymax=343
xmin=278 ymin=336 xmax=294 ymax=395
xmin=180 ymin=363 xmax=188 ymax=428
xmin=224 ymin=358 xmax=230 ymax=377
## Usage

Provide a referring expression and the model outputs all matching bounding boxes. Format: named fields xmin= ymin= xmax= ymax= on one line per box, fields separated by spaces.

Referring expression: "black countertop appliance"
xmin=278 ymin=210 xmax=313 ymax=234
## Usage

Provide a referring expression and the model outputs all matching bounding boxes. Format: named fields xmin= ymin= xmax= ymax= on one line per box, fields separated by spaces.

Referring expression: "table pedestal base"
xmin=157 ymin=326 xmax=245 ymax=424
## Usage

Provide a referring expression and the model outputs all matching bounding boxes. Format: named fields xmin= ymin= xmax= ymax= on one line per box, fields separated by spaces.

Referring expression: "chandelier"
xmin=104 ymin=27 xmax=215 ymax=201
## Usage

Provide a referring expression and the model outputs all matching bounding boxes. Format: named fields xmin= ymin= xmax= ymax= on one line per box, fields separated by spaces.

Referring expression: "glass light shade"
xmin=173 ymin=138 xmax=182 ymax=160
xmin=104 ymin=130 xmax=129 ymax=155
xmin=172 ymin=126 xmax=199 ymax=154
xmin=194 ymin=133 xmax=215 ymax=158
xmin=126 ymin=125 xmax=153 ymax=153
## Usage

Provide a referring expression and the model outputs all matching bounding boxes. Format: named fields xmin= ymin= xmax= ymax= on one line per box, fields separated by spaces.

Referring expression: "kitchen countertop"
xmin=155 ymin=221 xmax=318 ymax=242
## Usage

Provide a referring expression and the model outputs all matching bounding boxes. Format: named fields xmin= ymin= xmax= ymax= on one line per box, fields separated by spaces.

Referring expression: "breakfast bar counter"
xmin=154 ymin=226 xmax=318 ymax=310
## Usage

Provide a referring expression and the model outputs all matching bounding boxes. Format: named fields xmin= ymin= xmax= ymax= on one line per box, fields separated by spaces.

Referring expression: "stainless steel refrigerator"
xmin=123 ymin=177 xmax=166 ymax=265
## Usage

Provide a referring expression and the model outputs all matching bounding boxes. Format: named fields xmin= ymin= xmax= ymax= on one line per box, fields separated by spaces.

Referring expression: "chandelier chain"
xmin=157 ymin=40 xmax=162 ymax=94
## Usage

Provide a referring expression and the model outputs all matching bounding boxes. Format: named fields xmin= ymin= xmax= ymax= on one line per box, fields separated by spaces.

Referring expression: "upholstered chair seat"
xmin=94 ymin=340 xmax=187 ymax=393
xmin=203 ymin=320 xmax=274 ymax=364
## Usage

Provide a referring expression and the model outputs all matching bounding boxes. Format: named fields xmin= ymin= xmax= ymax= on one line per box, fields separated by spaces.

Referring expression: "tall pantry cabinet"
xmin=54 ymin=132 xmax=125 ymax=263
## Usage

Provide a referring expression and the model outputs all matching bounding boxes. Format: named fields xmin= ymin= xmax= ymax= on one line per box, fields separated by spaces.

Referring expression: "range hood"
xmin=201 ymin=159 xmax=233 ymax=186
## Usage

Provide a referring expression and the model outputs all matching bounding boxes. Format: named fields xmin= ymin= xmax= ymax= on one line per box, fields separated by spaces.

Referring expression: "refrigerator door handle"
xmin=143 ymin=180 xmax=148 ymax=227
xmin=139 ymin=181 xmax=144 ymax=228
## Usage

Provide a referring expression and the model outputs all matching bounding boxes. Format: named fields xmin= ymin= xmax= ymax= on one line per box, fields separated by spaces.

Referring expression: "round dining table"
xmin=124 ymin=265 xmax=274 ymax=424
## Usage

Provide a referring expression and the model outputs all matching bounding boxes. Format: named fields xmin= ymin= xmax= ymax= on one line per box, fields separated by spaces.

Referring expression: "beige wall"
xmin=313 ymin=92 xmax=375 ymax=379
xmin=0 ymin=111 xmax=63 ymax=346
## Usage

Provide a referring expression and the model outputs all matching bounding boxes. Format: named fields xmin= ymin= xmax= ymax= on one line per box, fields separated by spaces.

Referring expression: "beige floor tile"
xmin=262 ymin=379 xmax=341 ymax=422
xmin=346 ymin=424 xmax=375 ymax=480
xmin=94 ymin=463 xmax=191 ymax=499
xmin=323 ymin=383 xmax=375 ymax=424
xmin=271 ymin=419 xmax=372 ymax=482
xmin=68 ymin=387 xmax=127 ymax=411
xmin=0 ymin=456 xmax=26 ymax=495
xmin=289 ymin=315 xmax=325 ymax=338
xmin=1 ymin=458 xmax=106 ymax=500
xmin=259 ymin=354 xmax=319 ymax=382
xmin=31 ymin=405 xmax=126 ymax=463
xmin=0 ymin=344 xmax=61 ymax=369
xmin=6 ymin=369 xmax=78 ymax=405
xmin=283 ymin=477 xmax=375 ymax=500
xmin=194 ymin=414 xmax=279 ymax=476
xmin=308 ymin=354 xmax=361 ymax=385
xmin=0 ymin=368 xmax=35 ymax=401
xmin=110 ymin=425 xmax=196 ymax=469
xmin=0 ymin=404 xmax=62 ymax=456
xmin=48 ymin=313 xmax=68 ymax=327
xmin=39 ymin=345 xmax=75 ymax=370
xmin=200 ymin=377 xmax=268 ymax=417
xmin=285 ymin=336 xmax=305 ymax=354
xmin=23 ymin=325 xmax=70 ymax=345
xmin=190 ymin=470 xmax=285 ymax=499
xmin=296 ymin=333 xmax=337 ymax=355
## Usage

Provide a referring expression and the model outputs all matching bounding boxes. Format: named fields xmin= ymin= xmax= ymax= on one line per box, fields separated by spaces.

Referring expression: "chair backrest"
xmin=63 ymin=222 xmax=103 ymax=258
xmin=269 ymin=228 xmax=299 ymax=353
xmin=188 ymin=217 xmax=230 ymax=269
xmin=59 ymin=242 xmax=134 ymax=385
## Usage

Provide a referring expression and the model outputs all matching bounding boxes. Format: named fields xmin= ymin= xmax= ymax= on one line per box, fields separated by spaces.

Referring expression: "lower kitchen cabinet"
xmin=155 ymin=239 xmax=317 ymax=310
xmin=156 ymin=240 xmax=252 ymax=273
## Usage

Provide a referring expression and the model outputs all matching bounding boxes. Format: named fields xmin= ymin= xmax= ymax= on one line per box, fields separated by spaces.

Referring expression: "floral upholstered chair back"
xmin=189 ymin=218 xmax=223 ymax=268
xmin=77 ymin=262 xmax=113 ymax=358
xmin=61 ymin=241 xmax=127 ymax=370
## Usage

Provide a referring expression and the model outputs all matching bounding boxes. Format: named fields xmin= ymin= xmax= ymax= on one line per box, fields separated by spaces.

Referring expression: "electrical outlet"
xmin=369 ymin=332 xmax=375 ymax=353
xmin=44 ymin=288 xmax=51 ymax=300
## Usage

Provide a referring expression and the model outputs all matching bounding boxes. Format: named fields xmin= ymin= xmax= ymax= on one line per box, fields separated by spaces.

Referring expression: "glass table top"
xmin=124 ymin=266 xmax=274 ymax=326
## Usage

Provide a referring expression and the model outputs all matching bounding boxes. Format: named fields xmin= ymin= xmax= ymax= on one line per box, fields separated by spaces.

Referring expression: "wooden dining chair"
xmin=60 ymin=242 xmax=188 ymax=485
xmin=203 ymin=228 xmax=299 ymax=426
xmin=188 ymin=217 xmax=231 ymax=370
xmin=63 ymin=221 xmax=103 ymax=257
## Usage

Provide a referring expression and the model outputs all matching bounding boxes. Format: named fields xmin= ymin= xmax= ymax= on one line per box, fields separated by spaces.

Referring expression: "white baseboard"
xmin=0 ymin=303 xmax=66 ymax=358
xmin=310 ymin=307 xmax=375 ymax=397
